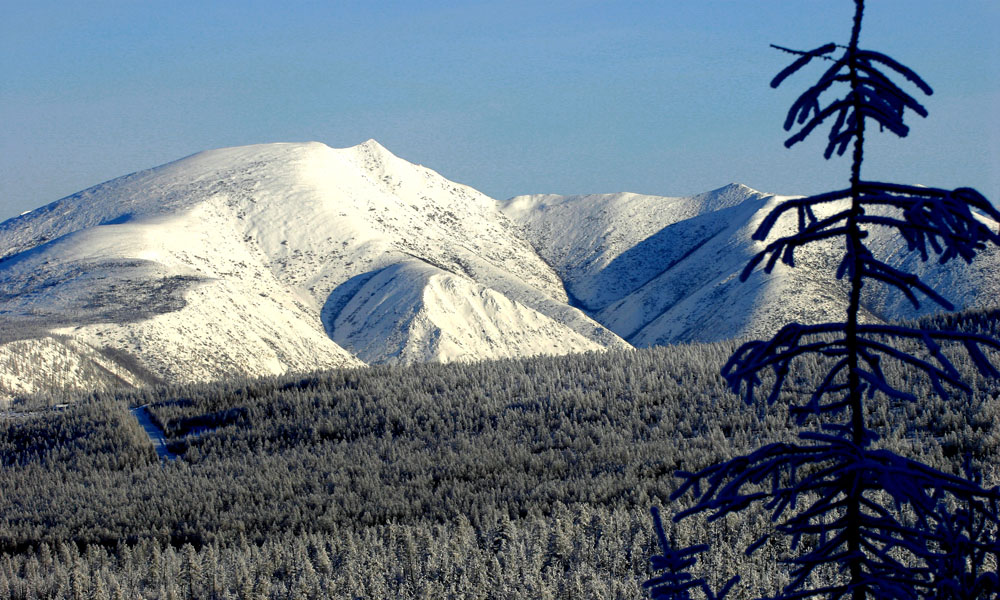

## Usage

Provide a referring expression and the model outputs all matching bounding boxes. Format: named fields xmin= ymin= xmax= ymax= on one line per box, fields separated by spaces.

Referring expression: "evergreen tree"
xmin=181 ymin=543 xmax=202 ymax=599
xmin=644 ymin=507 xmax=738 ymax=600
xmin=70 ymin=560 xmax=88 ymax=600
xmin=90 ymin=575 xmax=108 ymax=600
xmin=652 ymin=1 xmax=1000 ymax=598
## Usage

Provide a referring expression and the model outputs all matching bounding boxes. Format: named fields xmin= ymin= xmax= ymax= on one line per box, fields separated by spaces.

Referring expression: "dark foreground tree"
xmin=649 ymin=1 xmax=1000 ymax=598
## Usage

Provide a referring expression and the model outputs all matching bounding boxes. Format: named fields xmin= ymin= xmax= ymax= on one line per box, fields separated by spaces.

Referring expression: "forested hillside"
xmin=1 ymin=309 xmax=997 ymax=599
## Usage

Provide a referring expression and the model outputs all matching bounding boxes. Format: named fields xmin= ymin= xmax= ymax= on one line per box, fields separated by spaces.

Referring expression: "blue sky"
xmin=2 ymin=1 xmax=997 ymax=221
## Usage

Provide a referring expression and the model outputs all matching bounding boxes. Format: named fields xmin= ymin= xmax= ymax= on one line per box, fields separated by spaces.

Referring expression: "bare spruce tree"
xmin=648 ymin=1 xmax=1000 ymax=598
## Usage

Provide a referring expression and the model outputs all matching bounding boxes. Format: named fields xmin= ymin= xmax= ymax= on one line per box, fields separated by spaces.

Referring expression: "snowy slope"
xmin=501 ymin=183 xmax=766 ymax=312
xmin=0 ymin=336 xmax=149 ymax=405
xmin=331 ymin=261 xmax=604 ymax=364
xmin=503 ymin=185 xmax=1000 ymax=346
xmin=0 ymin=190 xmax=364 ymax=391
xmin=0 ymin=140 xmax=625 ymax=398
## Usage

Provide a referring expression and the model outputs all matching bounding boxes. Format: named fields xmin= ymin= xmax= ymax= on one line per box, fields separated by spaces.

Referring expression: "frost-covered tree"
xmin=645 ymin=507 xmax=738 ymax=600
xmin=651 ymin=1 xmax=1000 ymax=598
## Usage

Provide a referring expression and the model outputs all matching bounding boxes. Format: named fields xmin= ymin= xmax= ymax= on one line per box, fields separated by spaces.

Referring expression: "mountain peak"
xmin=691 ymin=182 xmax=768 ymax=213
xmin=703 ymin=182 xmax=764 ymax=198
xmin=353 ymin=138 xmax=393 ymax=156
xmin=346 ymin=138 xmax=406 ymax=177
xmin=724 ymin=182 xmax=755 ymax=193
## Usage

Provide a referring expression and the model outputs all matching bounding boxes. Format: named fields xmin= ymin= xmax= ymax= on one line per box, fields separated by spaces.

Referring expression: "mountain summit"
xmin=1 ymin=141 xmax=996 ymax=399
xmin=0 ymin=141 xmax=622 ymax=398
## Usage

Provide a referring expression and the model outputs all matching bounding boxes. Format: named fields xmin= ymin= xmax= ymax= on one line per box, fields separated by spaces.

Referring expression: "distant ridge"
xmin=502 ymin=184 xmax=999 ymax=346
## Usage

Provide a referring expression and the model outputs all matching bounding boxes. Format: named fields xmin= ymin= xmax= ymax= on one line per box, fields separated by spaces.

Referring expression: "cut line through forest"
xmin=130 ymin=404 xmax=179 ymax=461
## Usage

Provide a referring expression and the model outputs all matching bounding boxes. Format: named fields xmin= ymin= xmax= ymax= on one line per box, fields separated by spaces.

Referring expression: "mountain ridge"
xmin=1 ymin=140 xmax=996 ymax=400
xmin=0 ymin=141 xmax=624 ymax=399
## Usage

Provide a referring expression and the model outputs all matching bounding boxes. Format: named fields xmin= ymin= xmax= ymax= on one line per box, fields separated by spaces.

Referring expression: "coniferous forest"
xmin=1 ymin=309 xmax=997 ymax=599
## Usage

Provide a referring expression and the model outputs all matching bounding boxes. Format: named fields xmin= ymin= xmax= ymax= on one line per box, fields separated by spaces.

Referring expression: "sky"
xmin=2 ymin=1 xmax=997 ymax=222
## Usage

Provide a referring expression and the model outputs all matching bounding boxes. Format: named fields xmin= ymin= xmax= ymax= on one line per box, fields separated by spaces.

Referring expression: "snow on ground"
xmin=130 ymin=405 xmax=180 ymax=461
xmin=0 ymin=336 xmax=146 ymax=404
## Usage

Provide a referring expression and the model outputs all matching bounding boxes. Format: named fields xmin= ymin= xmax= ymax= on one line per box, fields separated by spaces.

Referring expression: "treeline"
xmin=0 ymin=309 xmax=996 ymax=598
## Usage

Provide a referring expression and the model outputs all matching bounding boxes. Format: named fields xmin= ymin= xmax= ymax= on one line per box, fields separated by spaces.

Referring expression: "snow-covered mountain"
xmin=501 ymin=184 xmax=1000 ymax=346
xmin=1 ymin=140 xmax=996 ymax=400
xmin=0 ymin=140 xmax=624 ymax=399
